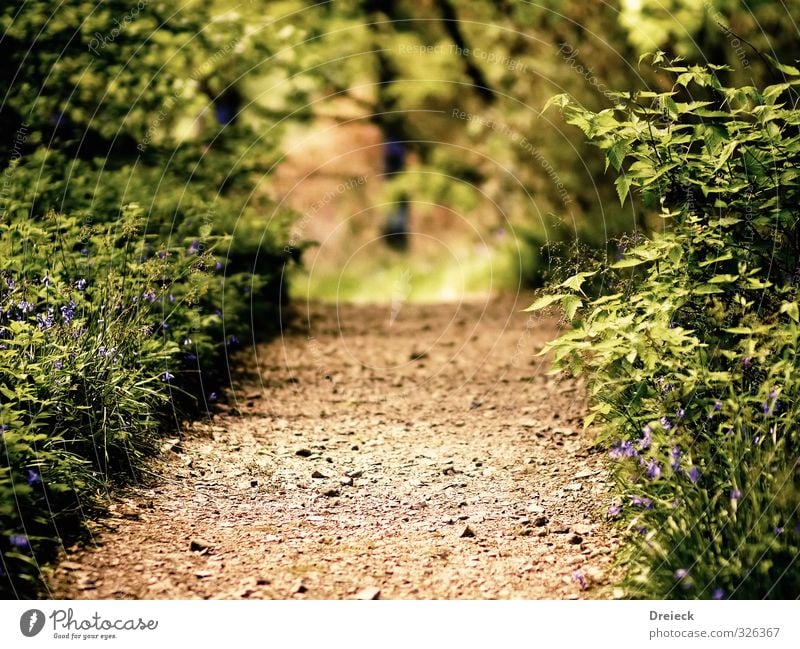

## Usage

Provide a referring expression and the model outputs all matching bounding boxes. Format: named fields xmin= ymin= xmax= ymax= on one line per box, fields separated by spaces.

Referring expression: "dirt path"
xmin=47 ymin=293 xmax=619 ymax=599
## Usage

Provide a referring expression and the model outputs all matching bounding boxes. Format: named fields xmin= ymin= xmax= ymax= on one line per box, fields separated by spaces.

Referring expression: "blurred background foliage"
xmin=1 ymin=0 xmax=799 ymax=596
xmin=6 ymin=1 xmax=797 ymax=303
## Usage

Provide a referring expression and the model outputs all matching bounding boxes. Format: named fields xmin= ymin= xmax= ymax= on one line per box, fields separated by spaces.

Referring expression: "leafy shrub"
xmin=0 ymin=157 xmax=292 ymax=597
xmin=533 ymin=54 xmax=800 ymax=598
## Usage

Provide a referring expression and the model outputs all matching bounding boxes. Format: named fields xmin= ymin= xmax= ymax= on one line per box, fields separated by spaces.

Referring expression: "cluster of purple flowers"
xmin=762 ymin=390 xmax=781 ymax=417
xmin=609 ymin=439 xmax=637 ymax=460
xmin=8 ymin=534 xmax=29 ymax=549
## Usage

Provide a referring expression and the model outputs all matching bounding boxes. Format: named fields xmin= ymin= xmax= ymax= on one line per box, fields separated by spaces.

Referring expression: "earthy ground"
xmin=46 ymin=293 xmax=619 ymax=599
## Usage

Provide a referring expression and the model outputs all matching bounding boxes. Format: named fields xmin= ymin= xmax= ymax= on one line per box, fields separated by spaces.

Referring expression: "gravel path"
xmin=47 ymin=294 xmax=619 ymax=599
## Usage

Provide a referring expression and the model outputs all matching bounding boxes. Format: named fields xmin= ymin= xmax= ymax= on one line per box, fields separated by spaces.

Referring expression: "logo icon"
xmin=20 ymin=609 xmax=45 ymax=637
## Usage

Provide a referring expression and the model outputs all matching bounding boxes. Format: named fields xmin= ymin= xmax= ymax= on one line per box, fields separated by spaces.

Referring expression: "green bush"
xmin=533 ymin=54 xmax=800 ymax=598
xmin=0 ymin=152 xmax=292 ymax=597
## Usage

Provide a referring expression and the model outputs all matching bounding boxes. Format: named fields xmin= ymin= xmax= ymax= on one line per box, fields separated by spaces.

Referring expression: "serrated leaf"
xmin=562 ymin=294 xmax=583 ymax=320
xmin=611 ymin=257 xmax=648 ymax=268
xmin=615 ymin=174 xmax=632 ymax=206
xmin=523 ymin=293 xmax=565 ymax=312
xmin=558 ymin=271 xmax=597 ymax=294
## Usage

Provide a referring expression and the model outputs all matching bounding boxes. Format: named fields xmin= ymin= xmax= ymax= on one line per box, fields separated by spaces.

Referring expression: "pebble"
xmin=459 ymin=525 xmax=476 ymax=538
xmin=354 ymin=586 xmax=381 ymax=600
xmin=190 ymin=539 xmax=213 ymax=553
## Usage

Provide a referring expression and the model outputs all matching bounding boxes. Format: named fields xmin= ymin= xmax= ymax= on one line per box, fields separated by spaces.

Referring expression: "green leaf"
xmin=709 ymin=274 xmax=738 ymax=283
xmin=765 ymin=54 xmax=800 ymax=76
xmin=780 ymin=301 xmax=799 ymax=323
xmin=611 ymin=257 xmax=648 ymax=268
xmin=562 ymin=294 xmax=583 ymax=320
xmin=523 ymin=293 xmax=565 ymax=312
xmin=558 ymin=271 xmax=597 ymax=294
xmin=699 ymin=252 xmax=733 ymax=267
xmin=615 ymin=174 xmax=632 ymax=206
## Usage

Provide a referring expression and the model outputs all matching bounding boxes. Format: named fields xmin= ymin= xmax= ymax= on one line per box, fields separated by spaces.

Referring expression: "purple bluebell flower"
xmin=712 ymin=588 xmax=725 ymax=600
xmin=98 ymin=346 xmax=107 ymax=357
xmin=41 ymin=273 xmax=50 ymax=288
xmin=688 ymin=466 xmax=700 ymax=483
xmin=226 ymin=334 xmax=240 ymax=347
xmin=161 ymin=372 xmax=175 ymax=382
xmin=742 ymin=356 xmax=752 ymax=369
xmin=660 ymin=417 xmax=672 ymax=431
xmin=75 ymin=278 xmax=87 ymax=291
xmin=5 ymin=276 xmax=16 ymax=290
xmin=209 ymin=392 xmax=217 ymax=401
xmin=646 ymin=459 xmax=662 ymax=480
xmin=17 ymin=300 xmax=34 ymax=314
xmin=670 ymin=447 xmax=682 ymax=471
xmin=674 ymin=568 xmax=689 ymax=580
xmin=9 ymin=534 xmax=29 ymax=549
xmin=631 ymin=495 xmax=653 ymax=509
xmin=713 ymin=401 xmax=722 ymax=411
xmin=638 ymin=526 xmax=647 ymax=536
xmin=60 ymin=301 xmax=76 ymax=324
xmin=0 ymin=424 xmax=8 ymax=435
xmin=215 ymin=261 xmax=223 ymax=271
xmin=188 ymin=240 xmax=201 ymax=254
xmin=675 ymin=408 xmax=685 ymax=419
xmin=572 ymin=571 xmax=588 ymax=590
xmin=158 ymin=251 xmax=167 ymax=259
xmin=142 ymin=290 xmax=157 ymax=303
xmin=607 ymin=503 xmax=621 ymax=518
xmin=183 ymin=338 xmax=192 ymax=346
xmin=26 ymin=469 xmax=41 ymax=485
xmin=54 ymin=359 xmax=62 ymax=370
xmin=37 ymin=311 xmax=54 ymax=330
xmin=168 ymin=294 xmax=175 ymax=303
xmin=730 ymin=488 xmax=742 ymax=501
xmin=775 ymin=526 xmax=784 ymax=536
xmin=609 ymin=440 xmax=638 ymax=460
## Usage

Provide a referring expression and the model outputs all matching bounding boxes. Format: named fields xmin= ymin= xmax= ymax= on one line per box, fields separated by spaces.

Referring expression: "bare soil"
xmin=47 ymin=293 xmax=619 ymax=599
